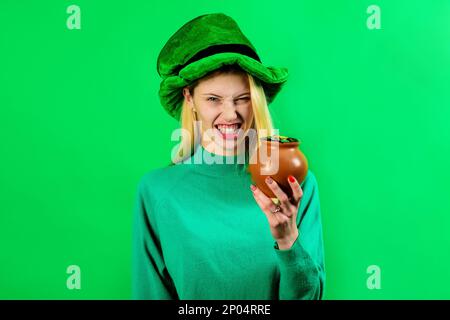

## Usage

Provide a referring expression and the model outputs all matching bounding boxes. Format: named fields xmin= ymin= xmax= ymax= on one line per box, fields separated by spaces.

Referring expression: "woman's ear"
xmin=183 ymin=87 xmax=198 ymax=116
xmin=183 ymin=87 xmax=194 ymax=106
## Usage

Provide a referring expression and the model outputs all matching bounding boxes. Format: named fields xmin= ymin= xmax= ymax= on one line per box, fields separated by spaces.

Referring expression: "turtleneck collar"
xmin=182 ymin=144 xmax=249 ymax=178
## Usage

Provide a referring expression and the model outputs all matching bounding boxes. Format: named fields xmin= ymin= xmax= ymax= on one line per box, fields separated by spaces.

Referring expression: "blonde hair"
xmin=170 ymin=71 xmax=276 ymax=165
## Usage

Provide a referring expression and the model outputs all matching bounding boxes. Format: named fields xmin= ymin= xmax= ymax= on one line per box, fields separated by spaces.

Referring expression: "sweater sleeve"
xmin=131 ymin=178 xmax=178 ymax=300
xmin=273 ymin=170 xmax=326 ymax=300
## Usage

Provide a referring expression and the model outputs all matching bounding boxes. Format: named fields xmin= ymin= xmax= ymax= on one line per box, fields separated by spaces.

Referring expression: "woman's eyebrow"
xmin=200 ymin=92 xmax=250 ymax=98
xmin=235 ymin=92 xmax=250 ymax=97
xmin=201 ymin=93 xmax=222 ymax=97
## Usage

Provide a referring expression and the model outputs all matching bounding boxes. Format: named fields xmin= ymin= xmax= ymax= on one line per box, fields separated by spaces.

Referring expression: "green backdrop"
xmin=1 ymin=0 xmax=449 ymax=299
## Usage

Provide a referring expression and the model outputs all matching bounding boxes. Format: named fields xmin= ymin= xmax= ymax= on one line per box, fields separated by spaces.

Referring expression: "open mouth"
xmin=214 ymin=123 xmax=242 ymax=140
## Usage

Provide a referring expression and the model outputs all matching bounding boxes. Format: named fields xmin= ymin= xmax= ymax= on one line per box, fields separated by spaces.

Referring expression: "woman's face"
xmin=183 ymin=71 xmax=254 ymax=156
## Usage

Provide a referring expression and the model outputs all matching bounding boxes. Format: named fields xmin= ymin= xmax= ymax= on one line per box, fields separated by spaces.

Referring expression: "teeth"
xmin=216 ymin=124 xmax=240 ymax=134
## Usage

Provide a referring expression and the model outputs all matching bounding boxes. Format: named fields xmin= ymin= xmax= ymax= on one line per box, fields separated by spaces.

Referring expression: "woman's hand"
xmin=250 ymin=175 xmax=304 ymax=250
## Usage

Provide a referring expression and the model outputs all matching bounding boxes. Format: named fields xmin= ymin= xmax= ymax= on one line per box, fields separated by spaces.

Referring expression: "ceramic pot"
xmin=247 ymin=135 xmax=308 ymax=199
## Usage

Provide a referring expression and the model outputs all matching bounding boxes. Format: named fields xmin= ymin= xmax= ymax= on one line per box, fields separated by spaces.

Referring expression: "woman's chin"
xmin=213 ymin=131 xmax=242 ymax=150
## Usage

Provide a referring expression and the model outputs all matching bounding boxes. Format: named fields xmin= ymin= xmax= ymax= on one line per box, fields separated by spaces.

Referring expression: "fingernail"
xmin=288 ymin=175 xmax=295 ymax=183
xmin=266 ymin=177 xmax=273 ymax=184
xmin=250 ymin=184 xmax=256 ymax=191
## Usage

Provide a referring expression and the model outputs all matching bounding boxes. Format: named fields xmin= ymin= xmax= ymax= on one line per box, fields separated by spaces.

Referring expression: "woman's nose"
xmin=222 ymin=102 xmax=239 ymax=121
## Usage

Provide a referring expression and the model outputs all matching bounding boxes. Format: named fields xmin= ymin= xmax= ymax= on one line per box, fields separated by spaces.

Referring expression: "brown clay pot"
xmin=247 ymin=135 xmax=308 ymax=200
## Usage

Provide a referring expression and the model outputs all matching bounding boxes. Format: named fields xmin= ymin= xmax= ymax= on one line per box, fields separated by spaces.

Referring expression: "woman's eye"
xmin=207 ymin=97 xmax=219 ymax=102
xmin=236 ymin=97 xmax=250 ymax=103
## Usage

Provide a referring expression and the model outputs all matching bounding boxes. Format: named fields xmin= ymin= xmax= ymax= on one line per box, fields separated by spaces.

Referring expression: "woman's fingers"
xmin=250 ymin=177 xmax=303 ymax=242
xmin=250 ymin=185 xmax=287 ymax=226
xmin=264 ymin=176 xmax=290 ymax=212
xmin=287 ymin=175 xmax=303 ymax=206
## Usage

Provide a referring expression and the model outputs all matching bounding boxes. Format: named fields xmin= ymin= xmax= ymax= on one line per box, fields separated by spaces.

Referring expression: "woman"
xmin=132 ymin=13 xmax=325 ymax=300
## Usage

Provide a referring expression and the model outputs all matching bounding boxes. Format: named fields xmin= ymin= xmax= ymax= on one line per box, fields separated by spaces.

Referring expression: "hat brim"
xmin=159 ymin=52 xmax=288 ymax=121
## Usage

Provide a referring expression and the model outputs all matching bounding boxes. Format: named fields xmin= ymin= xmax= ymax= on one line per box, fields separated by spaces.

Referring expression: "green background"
xmin=1 ymin=0 xmax=449 ymax=299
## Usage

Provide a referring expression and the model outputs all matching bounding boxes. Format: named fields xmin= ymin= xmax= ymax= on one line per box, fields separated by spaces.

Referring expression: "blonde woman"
xmin=132 ymin=13 xmax=325 ymax=300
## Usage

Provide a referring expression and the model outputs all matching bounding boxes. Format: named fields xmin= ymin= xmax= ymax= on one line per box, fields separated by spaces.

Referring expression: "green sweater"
xmin=132 ymin=145 xmax=325 ymax=300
